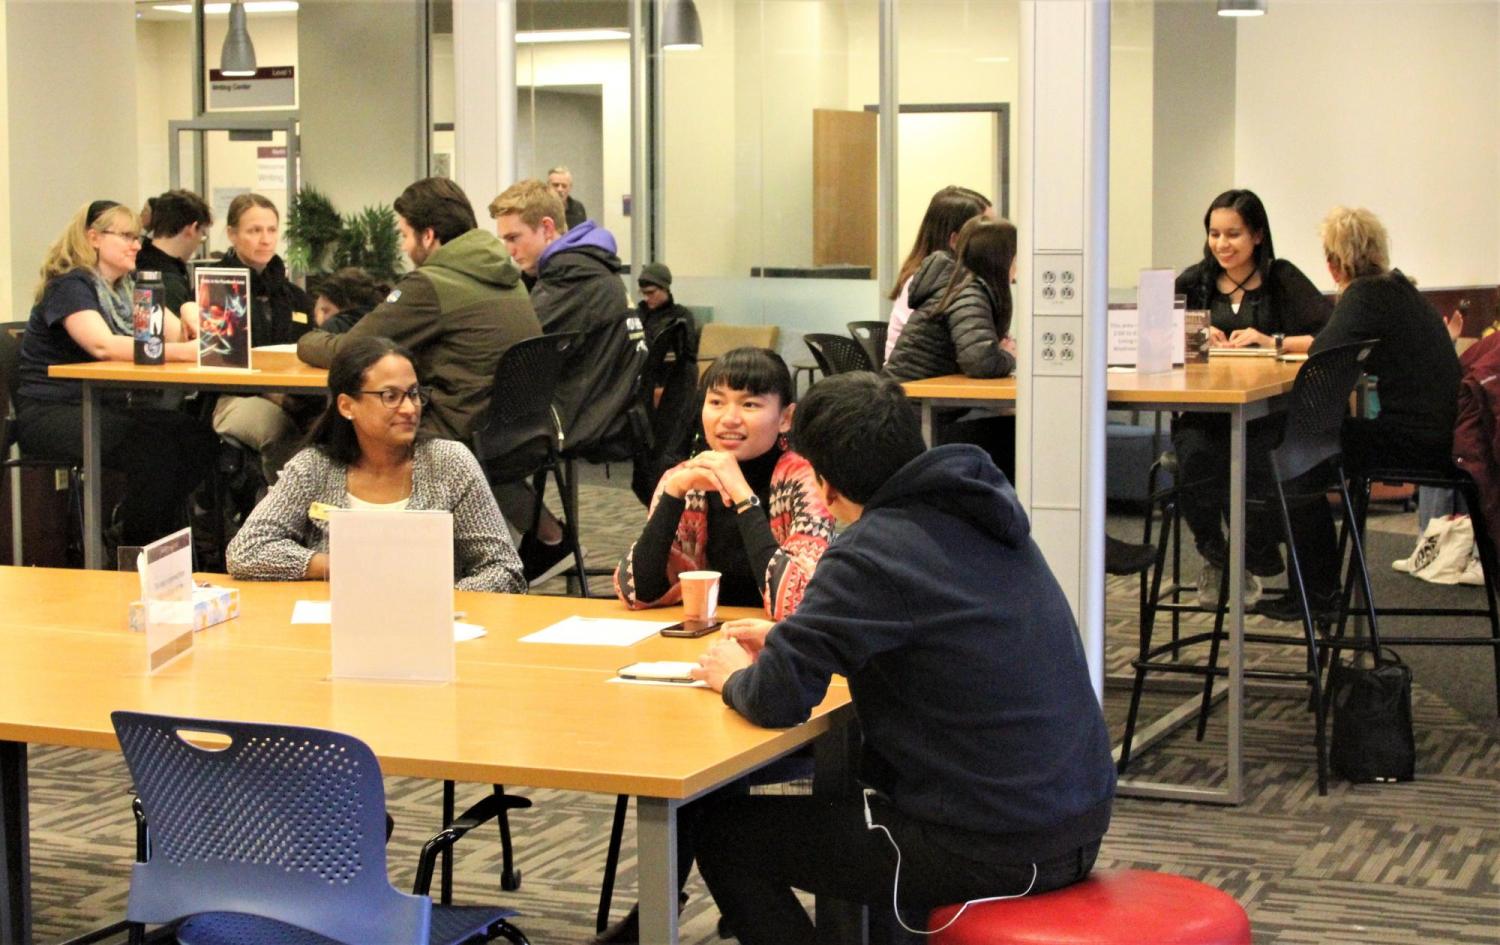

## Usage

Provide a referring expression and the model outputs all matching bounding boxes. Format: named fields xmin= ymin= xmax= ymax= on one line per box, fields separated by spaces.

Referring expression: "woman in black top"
xmin=210 ymin=193 xmax=315 ymax=482
xmin=135 ymin=189 xmax=212 ymax=316
xmin=1172 ymin=189 xmax=1333 ymax=607
xmin=1259 ymin=206 xmax=1463 ymax=620
xmin=14 ymin=201 xmax=217 ymax=547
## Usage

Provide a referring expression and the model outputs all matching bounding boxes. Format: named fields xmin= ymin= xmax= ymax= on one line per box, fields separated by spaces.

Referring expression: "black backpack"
xmin=560 ymin=312 xmax=649 ymax=464
xmin=630 ymin=320 xmax=701 ymax=505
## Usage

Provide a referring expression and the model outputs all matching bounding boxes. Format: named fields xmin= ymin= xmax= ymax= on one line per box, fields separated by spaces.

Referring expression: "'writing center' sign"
xmin=209 ymin=66 xmax=295 ymax=109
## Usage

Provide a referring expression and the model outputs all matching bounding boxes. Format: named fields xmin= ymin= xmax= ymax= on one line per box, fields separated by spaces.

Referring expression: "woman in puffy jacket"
xmin=884 ymin=185 xmax=991 ymax=360
xmin=885 ymin=215 xmax=1018 ymax=381
xmin=885 ymin=217 xmax=1019 ymax=477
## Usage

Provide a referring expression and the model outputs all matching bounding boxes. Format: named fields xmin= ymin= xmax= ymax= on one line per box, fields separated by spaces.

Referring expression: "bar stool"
xmin=1118 ymin=341 xmax=1382 ymax=795
xmin=1345 ymin=465 xmax=1500 ymax=713
xmin=927 ymin=870 xmax=1250 ymax=945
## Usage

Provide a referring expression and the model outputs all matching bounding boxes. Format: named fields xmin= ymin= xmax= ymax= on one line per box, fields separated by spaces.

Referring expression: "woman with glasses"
xmin=14 ymin=200 xmax=217 ymax=549
xmin=227 ymin=336 xmax=524 ymax=591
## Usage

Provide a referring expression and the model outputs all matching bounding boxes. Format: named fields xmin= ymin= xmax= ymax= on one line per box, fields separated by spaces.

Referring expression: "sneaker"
xmin=1196 ymin=561 xmax=1263 ymax=610
xmin=1105 ymin=535 xmax=1157 ymax=575
xmin=519 ymin=532 xmax=579 ymax=585
xmin=1458 ymin=550 xmax=1486 ymax=587
xmin=1254 ymin=587 xmax=1340 ymax=624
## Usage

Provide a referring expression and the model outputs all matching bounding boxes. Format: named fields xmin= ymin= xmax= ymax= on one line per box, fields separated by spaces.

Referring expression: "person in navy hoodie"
xmin=691 ymin=372 xmax=1115 ymax=945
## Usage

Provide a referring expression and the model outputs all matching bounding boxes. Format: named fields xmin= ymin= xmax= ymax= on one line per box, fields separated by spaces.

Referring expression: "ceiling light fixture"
xmin=1217 ymin=0 xmax=1267 ymax=16
xmin=151 ymin=2 xmax=300 ymax=13
xmin=661 ymin=0 xmax=703 ymax=50
xmin=219 ymin=1 xmax=258 ymax=76
xmin=515 ymin=29 xmax=630 ymax=44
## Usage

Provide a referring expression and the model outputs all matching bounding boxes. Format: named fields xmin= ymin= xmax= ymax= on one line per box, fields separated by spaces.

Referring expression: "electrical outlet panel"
xmin=1033 ymin=252 xmax=1084 ymax=316
xmin=1033 ymin=315 xmax=1081 ymax=377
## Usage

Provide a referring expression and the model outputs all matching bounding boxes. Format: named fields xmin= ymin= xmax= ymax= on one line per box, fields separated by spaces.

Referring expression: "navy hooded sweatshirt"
xmin=722 ymin=444 xmax=1115 ymax=859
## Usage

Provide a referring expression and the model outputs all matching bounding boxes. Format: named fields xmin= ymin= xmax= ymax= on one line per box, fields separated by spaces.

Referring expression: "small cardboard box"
xmin=129 ymin=585 xmax=241 ymax=634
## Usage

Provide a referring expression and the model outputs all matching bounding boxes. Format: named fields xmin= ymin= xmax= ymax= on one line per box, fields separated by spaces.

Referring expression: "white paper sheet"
xmin=453 ymin=622 xmax=487 ymax=642
xmin=254 ymin=342 xmax=299 ymax=353
xmin=520 ymin=616 xmax=673 ymax=647
xmin=291 ymin=600 xmax=332 ymax=624
xmin=293 ymin=600 xmax=484 ymax=641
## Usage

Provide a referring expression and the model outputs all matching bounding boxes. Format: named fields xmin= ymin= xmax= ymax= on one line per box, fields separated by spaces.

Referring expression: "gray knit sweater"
xmin=226 ymin=438 xmax=525 ymax=593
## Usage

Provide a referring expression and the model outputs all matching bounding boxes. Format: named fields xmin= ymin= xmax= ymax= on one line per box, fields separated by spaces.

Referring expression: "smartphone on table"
xmin=660 ymin=619 xmax=722 ymax=638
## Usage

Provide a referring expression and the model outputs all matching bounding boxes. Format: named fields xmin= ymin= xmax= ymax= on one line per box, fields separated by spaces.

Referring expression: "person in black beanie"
xmin=636 ymin=261 xmax=699 ymax=361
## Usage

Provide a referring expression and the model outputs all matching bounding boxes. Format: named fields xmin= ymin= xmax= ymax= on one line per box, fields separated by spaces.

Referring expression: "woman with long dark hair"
xmin=226 ymin=336 xmax=523 ymax=591
xmin=884 ymin=185 xmax=992 ymax=360
xmin=885 ymin=216 xmax=1018 ymax=382
xmin=1172 ymin=188 xmax=1332 ymax=607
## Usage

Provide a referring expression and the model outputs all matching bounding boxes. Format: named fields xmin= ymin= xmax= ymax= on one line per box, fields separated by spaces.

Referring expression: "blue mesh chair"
xmin=111 ymin=711 xmax=529 ymax=945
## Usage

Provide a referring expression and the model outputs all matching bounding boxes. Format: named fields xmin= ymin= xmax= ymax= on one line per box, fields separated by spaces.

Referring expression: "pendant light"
xmin=220 ymin=1 xmax=258 ymax=76
xmin=1217 ymin=0 xmax=1267 ymax=16
xmin=662 ymin=0 xmax=703 ymax=50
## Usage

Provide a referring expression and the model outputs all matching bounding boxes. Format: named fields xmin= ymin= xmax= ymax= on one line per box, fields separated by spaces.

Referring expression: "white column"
xmin=1016 ymin=1 xmax=1109 ymax=698
xmin=452 ymin=0 xmax=517 ymax=219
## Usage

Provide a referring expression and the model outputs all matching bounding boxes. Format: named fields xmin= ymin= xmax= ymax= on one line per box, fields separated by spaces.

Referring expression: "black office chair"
xmin=474 ymin=331 xmax=589 ymax=598
xmin=804 ymin=333 xmax=872 ymax=377
xmin=847 ymin=321 xmax=889 ymax=372
xmin=1342 ymin=465 xmax=1500 ymax=713
xmin=0 ymin=320 xmax=84 ymax=566
xmin=1119 ymin=341 xmax=1382 ymax=796
xmin=459 ymin=333 xmax=602 ymax=901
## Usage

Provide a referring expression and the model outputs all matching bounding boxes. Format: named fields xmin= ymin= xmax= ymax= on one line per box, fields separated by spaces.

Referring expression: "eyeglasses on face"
xmin=358 ymin=385 xmax=430 ymax=409
xmin=99 ymin=230 xmax=143 ymax=245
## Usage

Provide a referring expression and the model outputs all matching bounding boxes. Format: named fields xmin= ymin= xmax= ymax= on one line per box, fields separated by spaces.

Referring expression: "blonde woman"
xmin=1258 ymin=206 xmax=1463 ymax=621
xmin=15 ymin=200 xmax=217 ymax=547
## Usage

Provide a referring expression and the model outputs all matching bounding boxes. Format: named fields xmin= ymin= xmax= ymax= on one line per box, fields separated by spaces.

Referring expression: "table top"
xmin=901 ymin=358 xmax=1303 ymax=407
xmin=47 ymin=350 xmax=328 ymax=390
xmin=0 ymin=567 xmax=847 ymax=799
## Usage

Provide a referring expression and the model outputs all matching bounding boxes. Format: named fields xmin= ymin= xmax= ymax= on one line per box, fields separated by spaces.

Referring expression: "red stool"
xmin=927 ymin=870 xmax=1251 ymax=945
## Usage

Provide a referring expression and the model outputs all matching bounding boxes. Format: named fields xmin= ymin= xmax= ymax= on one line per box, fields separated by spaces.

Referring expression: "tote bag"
xmin=1329 ymin=648 xmax=1415 ymax=784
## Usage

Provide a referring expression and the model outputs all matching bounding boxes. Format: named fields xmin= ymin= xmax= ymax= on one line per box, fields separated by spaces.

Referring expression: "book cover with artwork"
xmin=195 ymin=268 xmax=252 ymax=369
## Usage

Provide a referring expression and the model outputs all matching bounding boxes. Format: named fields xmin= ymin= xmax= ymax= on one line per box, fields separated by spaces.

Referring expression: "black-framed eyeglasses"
xmin=100 ymin=230 xmax=143 ymax=245
xmin=358 ymin=385 xmax=430 ymax=409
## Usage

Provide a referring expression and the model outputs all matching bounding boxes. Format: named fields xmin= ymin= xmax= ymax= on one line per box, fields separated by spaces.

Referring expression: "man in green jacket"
xmin=297 ymin=177 xmax=540 ymax=445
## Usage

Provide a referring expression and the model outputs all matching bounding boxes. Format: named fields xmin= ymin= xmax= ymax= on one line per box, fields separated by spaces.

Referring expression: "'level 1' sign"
xmin=209 ymin=65 xmax=295 ymax=109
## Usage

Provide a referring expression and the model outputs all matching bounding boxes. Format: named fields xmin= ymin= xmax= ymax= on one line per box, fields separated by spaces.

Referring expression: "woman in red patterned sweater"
xmin=600 ymin=346 xmax=835 ymax=943
xmin=615 ymin=346 xmax=834 ymax=619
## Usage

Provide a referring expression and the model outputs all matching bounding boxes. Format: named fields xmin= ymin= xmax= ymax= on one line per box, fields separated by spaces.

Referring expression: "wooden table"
xmin=903 ymin=359 xmax=1303 ymax=806
xmin=0 ymin=569 xmax=854 ymax=944
xmin=47 ymin=353 xmax=329 ymax=570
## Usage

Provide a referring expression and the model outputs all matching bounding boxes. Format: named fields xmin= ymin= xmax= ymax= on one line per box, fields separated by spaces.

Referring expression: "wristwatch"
xmin=1272 ymin=332 xmax=1285 ymax=354
xmin=732 ymin=495 xmax=762 ymax=514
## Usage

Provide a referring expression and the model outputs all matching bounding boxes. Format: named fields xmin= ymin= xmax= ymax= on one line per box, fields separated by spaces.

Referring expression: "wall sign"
xmin=209 ymin=65 xmax=296 ymax=109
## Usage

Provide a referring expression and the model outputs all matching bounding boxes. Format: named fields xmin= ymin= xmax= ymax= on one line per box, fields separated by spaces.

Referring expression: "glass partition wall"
xmin=659 ymin=0 xmax=886 ymax=343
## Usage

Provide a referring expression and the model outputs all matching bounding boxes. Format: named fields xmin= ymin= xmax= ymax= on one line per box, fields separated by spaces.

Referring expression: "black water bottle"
xmin=133 ymin=270 xmax=165 ymax=365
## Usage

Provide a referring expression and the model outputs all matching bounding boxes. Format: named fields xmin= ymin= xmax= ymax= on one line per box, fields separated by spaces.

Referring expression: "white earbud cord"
xmin=863 ymin=789 xmax=1039 ymax=936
